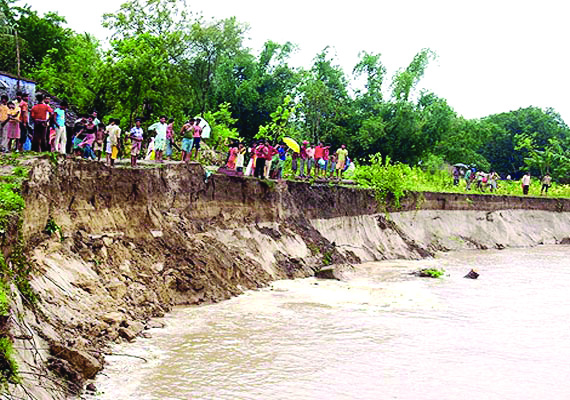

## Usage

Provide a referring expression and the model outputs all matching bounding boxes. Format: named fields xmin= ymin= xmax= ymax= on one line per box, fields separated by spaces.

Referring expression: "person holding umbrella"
xmin=283 ymin=137 xmax=300 ymax=178
xmin=453 ymin=166 xmax=461 ymax=186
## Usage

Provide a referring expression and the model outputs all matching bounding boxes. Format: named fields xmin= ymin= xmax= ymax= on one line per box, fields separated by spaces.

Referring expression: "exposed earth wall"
xmin=3 ymin=159 xmax=570 ymax=399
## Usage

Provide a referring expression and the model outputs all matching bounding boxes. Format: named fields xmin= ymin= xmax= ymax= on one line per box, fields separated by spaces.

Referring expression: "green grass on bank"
xmin=351 ymin=155 xmax=570 ymax=207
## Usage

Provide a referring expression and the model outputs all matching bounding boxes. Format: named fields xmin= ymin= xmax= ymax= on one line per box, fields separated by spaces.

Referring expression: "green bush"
xmin=418 ymin=268 xmax=445 ymax=278
xmin=44 ymin=218 xmax=61 ymax=237
xmin=0 ymin=338 xmax=19 ymax=385
xmin=0 ymin=184 xmax=24 ymax=213
xmin=0 ymin=286 xmax=9 ymax=317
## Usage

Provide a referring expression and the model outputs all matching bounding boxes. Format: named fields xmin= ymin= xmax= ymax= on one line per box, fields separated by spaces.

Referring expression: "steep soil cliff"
xmin=3 ymin=159 xmax=570 ymax=399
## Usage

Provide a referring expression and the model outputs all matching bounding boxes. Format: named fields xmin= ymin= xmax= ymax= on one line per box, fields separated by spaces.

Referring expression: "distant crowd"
xmin=0 ymin=93 xmax=352 ymax=180
xmin=454 ymin=166 xmax=553 ymax=196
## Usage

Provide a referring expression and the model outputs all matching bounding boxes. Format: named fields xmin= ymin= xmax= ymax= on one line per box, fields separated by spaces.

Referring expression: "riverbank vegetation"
xmin=352 ymin=155 xmax=570 ymax=206
xmin=2 ymin=0 xmax=570 ymax=184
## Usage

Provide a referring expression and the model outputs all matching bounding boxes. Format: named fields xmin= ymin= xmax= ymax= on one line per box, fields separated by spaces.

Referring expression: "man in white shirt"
xmin=148 ymin=115 xmax=167 ymax=162
xmin=521 ymin=173 xmax=531 ymax=195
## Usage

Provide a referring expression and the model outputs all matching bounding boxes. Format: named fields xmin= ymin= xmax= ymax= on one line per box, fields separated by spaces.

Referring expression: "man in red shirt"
xmin=254 ymin=140 xmax=268 ymax=178
xmin=314 ymin=142 xmax=324 ymax=177
xmin=30 ymin=94 xmax=53 ymax=152
xmin=264 ymin=141 xmax=277 ymax=179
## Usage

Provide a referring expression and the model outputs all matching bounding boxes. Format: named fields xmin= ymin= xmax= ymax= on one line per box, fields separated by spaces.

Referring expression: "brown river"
xmin=92 ymin=245 xmax=570 ymax=400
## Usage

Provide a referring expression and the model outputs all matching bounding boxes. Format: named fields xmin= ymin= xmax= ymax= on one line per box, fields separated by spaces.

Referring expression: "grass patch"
xmin=0 ymin=285 xmax=9 ymax=317
xmin=322 ymin=251 xmax=333 ymax=266
xmin=44 ymin=218 xmax=62 ymax=240
xmin=0 ymin=338 xmax=19 ymax=386
xmin=306 ymin=243 xmax=320 ymax=255
xmin=417 ymin=268 xmax=445 ymax=278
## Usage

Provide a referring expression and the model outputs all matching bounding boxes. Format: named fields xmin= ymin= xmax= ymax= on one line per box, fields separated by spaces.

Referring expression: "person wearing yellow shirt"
xmin=335 ymin=144 xmax=348 ymax=179
xmin=4 ymin=101 xmax=20 ymax=152
xmin=0 ymin=95 xmax=8 ymax=152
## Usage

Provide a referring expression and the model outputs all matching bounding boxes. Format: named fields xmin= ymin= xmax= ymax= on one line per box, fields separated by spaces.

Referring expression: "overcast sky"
xmin=25 ymin=0 xmax=570 ymax=123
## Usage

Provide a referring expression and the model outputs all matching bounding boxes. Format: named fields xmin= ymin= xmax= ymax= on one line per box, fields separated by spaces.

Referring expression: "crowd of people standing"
xmin=0 ymin=92 xmax=351 ymax=181
xmin=223 ymin=139 xmax=351 ymax=180
xmin=0 ymin=93 xmax=207 ymax=168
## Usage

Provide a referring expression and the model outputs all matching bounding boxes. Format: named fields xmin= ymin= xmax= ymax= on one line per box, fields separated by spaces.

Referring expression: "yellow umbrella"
xmin=283 ymin=137 xmax=300 ymax=153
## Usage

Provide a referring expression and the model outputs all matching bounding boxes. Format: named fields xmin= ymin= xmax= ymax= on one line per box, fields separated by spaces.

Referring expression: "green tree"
xmin=353 ymin=51 xmax=386 ymax=108
xmin=15 ymin=7 xmax=72 ymax=72
xmin=34 ymin=33 xmax=101 ymax=111
xmin=299 ymin=47 xmax=349 ymax=143
xmin=480 ymin=107 xmax=570 ymax=177
xmin=391 ymin=48 xmax=436 ymax=102
xmin=256 ymin=95 xmax=297 ymax=141
xmin=203 ymin=102 xmax=239 ymax=151
xmin=187 ymin=17 xmax=249 ymax=113
xmin=213 ymin=40 xmax=301 ymax=141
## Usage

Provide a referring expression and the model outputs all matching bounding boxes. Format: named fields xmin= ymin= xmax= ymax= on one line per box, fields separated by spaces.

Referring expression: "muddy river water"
xmin=93 ymin=245 xmax=570 ymax=400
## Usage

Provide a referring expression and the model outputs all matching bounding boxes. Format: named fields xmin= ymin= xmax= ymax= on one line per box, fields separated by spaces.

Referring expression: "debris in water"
xmin=464 ymin=269 xmax=479 ymax=279
xmin=412 ymin=268 xmax=445 ymax=278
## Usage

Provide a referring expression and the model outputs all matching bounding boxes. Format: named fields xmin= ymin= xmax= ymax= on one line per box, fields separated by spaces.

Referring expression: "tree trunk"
xmin=15 ymin=29 xmax=21 ymax=90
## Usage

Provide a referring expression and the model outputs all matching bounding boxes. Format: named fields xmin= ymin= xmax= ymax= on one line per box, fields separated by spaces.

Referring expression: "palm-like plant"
xmin=0 ymin=1 xmax=21 ymax=87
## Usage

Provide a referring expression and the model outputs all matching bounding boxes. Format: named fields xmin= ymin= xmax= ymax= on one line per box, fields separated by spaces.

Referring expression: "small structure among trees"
xmin=0 ymin=71 xmax=35 ymax=99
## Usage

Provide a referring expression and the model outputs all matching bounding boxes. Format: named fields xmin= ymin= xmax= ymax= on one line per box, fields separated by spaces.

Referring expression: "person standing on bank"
xmin=0 ymin=96 xmax=9 ymax=152
xmin=521 ymin=172 xmax=531 ymax=195
xmin=336 ymin=144 xmax=348 ymax=180
xmin=129 ymin=118 xmax=144 ymax=168
xmin=17 ymin=93 xmax=30 ymax=152
xmin=190 ymin=118 xmax=202 ymax=162
xmin=254 ymin=140 xmax=268 ymax=178
xmin=30 ymin=94 xmax=53 ymax=152
xmin=4 ymin=102 xmax=20 ymax=152
xmin=165 ymin=118 xmax=174 ymax=160
xmin=541 ymin=173 xmax=552 ymax=196
xmin=106 ymin=118 xmax=122 ymax=167
xmin=148 ymin=115 xmax=168 ymax=163
xmin=180 ymin=119 xmax=195 ymax=162
xmin=53 ymin=101 xmax=67 ymax=154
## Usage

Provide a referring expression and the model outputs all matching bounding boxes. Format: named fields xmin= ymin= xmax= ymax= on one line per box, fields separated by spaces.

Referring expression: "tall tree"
xmin=299 ymin=47 xmax=349 ymax=143
xmin=187 ymin=17 xmax=248 ymax=113
xmin=391 ymin=48 xmax=436 ymax=102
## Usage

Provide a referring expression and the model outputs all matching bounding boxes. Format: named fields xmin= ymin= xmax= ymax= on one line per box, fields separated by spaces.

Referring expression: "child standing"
xmin=130 ymin=118 xmax=144 ymax=167
xmin=329 ymin=152 xmax=337 ymax=179
xmin=236 ymin=143 xmax=246 ymax=173
xmin=94 ymin=124 xmax=105 ymax=161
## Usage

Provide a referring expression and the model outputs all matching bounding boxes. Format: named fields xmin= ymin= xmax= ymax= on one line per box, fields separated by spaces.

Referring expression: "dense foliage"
xmin=2 ymin=0 xmax=570 ymax=182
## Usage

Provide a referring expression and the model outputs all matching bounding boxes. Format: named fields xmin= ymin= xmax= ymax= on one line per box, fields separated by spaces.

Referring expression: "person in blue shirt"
xmin=54 ymin=101 xmax=68 ymax=154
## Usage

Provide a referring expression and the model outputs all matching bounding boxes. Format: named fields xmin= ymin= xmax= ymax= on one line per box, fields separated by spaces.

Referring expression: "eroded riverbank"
xmin=3 ymin=158 xmax=570 ymax=398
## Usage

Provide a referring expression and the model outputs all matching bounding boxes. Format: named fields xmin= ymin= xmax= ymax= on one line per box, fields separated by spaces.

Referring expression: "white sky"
xmin=25 ymin=0 xmax=570 ymax=123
